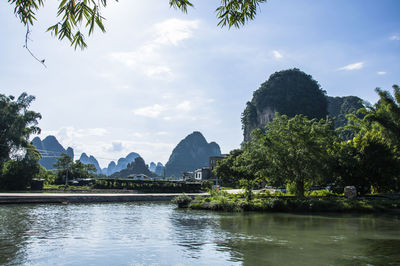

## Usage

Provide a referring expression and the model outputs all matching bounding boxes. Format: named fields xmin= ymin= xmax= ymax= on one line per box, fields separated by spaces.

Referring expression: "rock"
xmin=32 ymin=135 xmax=74 ymax=170
xmin=79 ymin=153 xmax=102 ymax=174
xmin=164 ymin=131 xmax=221 ymax=178
xmin=241 ymin=68 xmax=365 ymax=142
xmin=111 ymin=156 xmax=157 ymax=178
xmin=344 ymin=186 xmax=357 ymax=199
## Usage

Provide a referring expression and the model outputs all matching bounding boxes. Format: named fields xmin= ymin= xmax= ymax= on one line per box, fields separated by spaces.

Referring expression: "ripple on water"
xmin=0 ymin=203 xmax=399 ymax=266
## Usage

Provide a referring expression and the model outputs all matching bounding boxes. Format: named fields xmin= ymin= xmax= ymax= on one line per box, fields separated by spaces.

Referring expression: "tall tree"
xmin=364 ymin=85 xmax=400 ymax=149
xmin=53 ymin=153 xmax=73 ymax=184
xmin=254 ymin=114 xmax=336 ymax=197
xmin=0 ymin=144 xmax=42 ymax=190
xmin=0 ymin=92 xmax=41 ymax=165
xmin=335 ymin=85 xmax=400 ymax=193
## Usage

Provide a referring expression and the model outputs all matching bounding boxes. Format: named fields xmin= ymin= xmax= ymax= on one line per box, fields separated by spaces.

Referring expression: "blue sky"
xmin=1 ymin=0 xmax=399 ymax=167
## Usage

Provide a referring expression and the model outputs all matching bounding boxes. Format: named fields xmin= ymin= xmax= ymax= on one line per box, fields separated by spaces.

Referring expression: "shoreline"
xmin=0 ymin=192 xmax=207 ymax=204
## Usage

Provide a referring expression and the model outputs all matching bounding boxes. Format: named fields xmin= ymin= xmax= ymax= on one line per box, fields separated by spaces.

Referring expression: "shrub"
xmin=308 ymin=189 xmax=336 ymax=197
xmin=171 ymin=194 xmax=192 ymax=208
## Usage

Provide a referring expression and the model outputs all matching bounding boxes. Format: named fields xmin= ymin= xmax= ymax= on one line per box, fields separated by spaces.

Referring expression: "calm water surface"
xmin=0 ymin=202 xmax=399 ymax=265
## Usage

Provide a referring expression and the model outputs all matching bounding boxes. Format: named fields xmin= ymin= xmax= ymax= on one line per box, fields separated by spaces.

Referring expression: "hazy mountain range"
xmin=32 ymin=132 xmax=221 ymax=178
xmin=32 ymin=136 xmax=165 ymax=176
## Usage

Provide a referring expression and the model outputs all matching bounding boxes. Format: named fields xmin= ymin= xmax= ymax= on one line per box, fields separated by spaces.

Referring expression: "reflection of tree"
xmin=217 ymin=213 xmax=400 ymax=265
xmin=169 ymin=209 xmax=221 ymax=258
xmin=0 ymin=206 xmax=32 ymax=264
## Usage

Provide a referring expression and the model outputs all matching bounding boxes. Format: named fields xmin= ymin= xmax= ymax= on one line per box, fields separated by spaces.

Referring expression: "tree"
xmin=70 ymin=160 xmax=97 ymax=180
xmin=0 ymin=92 xmax=41 ymax=165
xmin=335 ymin=85 xmax=400 ymax=193
xmin=0 ymin=145 xmax=41 ymax=190
xmin=53 ymin=153 xmax=73 ymax=184
xmin=332 ymin=133 xmax=399 ymax=194
xmin=9 ymin=0 xmax=266 ymax=51
xmin=363 ymin=85 xmax=400 ymax=150
xmin=53 ymin=153 xmax=97 ymax=184
xmin=213 ymin=149 xmax=244 ymax=187
xmin=254 ymin=114 xmax=336 ymax=197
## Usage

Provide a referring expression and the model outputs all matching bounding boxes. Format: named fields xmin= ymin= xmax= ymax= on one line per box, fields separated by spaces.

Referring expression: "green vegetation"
xmin=215 ymin=85 xmax=400 ymax=202
xmin=53 ymin=153 xmax=97 ymax=184
xmin=242 ymin=69 xmax=367 ymax=142
xmin=0 ymin=93 xmax=42 ymax=190
xmin=242 ymin=69 xmax=329 ymax=141
xmin=9 ymin=0 xmax=265 ymax=50
xmin=186 ymin=190 xmax=400 ymax=213
xmin=171 ymin=194 xmax=193 ymax=208
xmin=94 ymin=179 xmax=204 ymax=193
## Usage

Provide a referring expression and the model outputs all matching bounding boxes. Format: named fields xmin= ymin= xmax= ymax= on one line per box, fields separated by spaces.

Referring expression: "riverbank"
xmin=0 ymin=192 xmax=207 ymax=204
xmin=186 ymin=192 xmax=400 ymax=213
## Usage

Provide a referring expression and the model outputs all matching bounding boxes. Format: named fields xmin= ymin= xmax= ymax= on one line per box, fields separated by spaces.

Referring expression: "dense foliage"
xmin=327 ymin=96 xmax=364 ymax=130
xmin=219 ymin=85 xmax=400 ymax=197
xmin=188 ymin=190 xmax=400 ymax=213
xmin=0 ymin=145 xmax=41 ymax=190
xmin=0 ymin=93 xmax=42 ymax=190
xmin=53 ymin=153 xmax=97 ymax=184
xmin=0 ymin=93 xmax=41 ymax=164
xmin=242 ymin=69 xmax=328 ymax=141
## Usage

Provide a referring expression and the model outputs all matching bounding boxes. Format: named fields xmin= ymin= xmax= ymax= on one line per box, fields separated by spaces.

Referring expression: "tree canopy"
xmin=0 ymin=92 xmax=41 ymax=165
xmin=218 ymin=84 xmax=400 ymax=197
xmin=242 ymin=68 xmax=328 ymax=141
xmin=53 ymin=153 xmax=97 ymax=184
xmin=9 ymin=0 xmax=266 ymax=50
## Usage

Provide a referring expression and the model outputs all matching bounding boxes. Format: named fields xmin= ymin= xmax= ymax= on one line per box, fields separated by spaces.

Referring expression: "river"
xmin=0 ymin=202 xmax=399 ymax=265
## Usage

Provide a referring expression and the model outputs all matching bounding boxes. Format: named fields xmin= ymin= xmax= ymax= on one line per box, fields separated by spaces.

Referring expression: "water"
xmin=0 ymin=202 xmax=399 ymax=266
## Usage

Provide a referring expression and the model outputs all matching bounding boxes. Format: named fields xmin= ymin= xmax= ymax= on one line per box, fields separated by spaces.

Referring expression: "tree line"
xmin=0 ymin=93 xmax=98 ymax=190
xmin=214 ymin=85 xmax=400 ymax=198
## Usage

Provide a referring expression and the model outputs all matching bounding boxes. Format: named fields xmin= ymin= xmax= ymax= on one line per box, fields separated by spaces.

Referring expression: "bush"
xmin=308 ymin=189 xmax=336 ymax=197
xmin=171 ymin=194 xmax=192 ymax=208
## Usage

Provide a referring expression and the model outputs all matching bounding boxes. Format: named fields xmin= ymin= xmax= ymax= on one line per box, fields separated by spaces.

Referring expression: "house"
xmin=182 ymin=171 xmax=194 ymax=181
xmin=192 ymin=155 xmax=228 ymax=182
xmin=194 ymin=167 xmax=211 ymax=180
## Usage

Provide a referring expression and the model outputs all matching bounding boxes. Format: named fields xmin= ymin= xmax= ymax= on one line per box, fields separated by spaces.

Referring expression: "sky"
xmin=1 ymin=0 xmax=399 ymax=168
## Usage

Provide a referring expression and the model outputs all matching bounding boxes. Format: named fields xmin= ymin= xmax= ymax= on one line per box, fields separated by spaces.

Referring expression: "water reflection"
xmin=215 ymin=213 xmax=400 ymax=265
xmin=0 ymin=203 xmax=399 ymax=265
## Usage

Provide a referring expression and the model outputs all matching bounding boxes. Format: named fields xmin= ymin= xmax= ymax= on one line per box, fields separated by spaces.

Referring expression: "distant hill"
xmin=148 ymin=162 xmax=165 ymax=177
xmin=32 ymin=136 xmax=74 ymax=170
xmin=111 ymin=157 xmax=157 ymax=179
xmin=102 ymin=152 xmax=140 ymax=176
xmin=327 ymin=95 xmax=364 ymax=128
xmin=32 ymin=135 xmax=142 ymax=175
xmin=79 ymin=153 xmax=102 ymax=174
xmin=164 ymin=131 xmax=221 ymax=178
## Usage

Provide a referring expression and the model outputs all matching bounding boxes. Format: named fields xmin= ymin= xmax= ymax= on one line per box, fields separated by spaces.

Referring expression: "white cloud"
xmin=108 ymin=18 xmax=199 ymax=81
xmin=42 ymin=127 xmax=108 ymax=140
xmin=145 ymin=65 xmax=174 ymax=80
xmin=133 ymin=104 xmax=167 ymax=118
xmin=377 ymin=71 xmax=386 ymax=75
xmin=176 ymin=100 xmax=192 ymax=111
xmin=338 ymin=62 xmax=364 ymax=71
xmin=390 ymin=34 xmax=400 ymax=41
xmin=272 ymin=50 xmax=283 ymax=59
xmin=132 ymin=96 xmax=214 ymax=122
xmin=154 ymin=19 xmax=200 ymax=46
